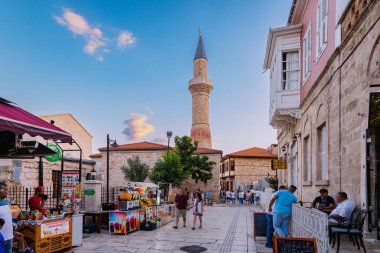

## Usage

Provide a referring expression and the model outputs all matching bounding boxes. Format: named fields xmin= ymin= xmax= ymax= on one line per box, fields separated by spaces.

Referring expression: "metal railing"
xmin=290 ymin=204 xmax=329 ymax=253
xmin=8 ymin=186 xmax=57 ymax=210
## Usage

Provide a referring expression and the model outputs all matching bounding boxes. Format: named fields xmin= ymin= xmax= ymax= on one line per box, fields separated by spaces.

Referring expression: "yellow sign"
xmin=272 ymin=159 xmax=287 ymax=169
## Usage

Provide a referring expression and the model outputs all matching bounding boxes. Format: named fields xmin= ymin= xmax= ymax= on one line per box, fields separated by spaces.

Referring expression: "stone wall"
xmin=98 ymin=150 xmax=167 ymax=187
xmin=39 ymin=114 xmax=93 ymax=158
xmin=282 ymin=1 xmax=380 ymax=207
xmin=179 ymin=153 xmax=222 ymax=202
xmin=0 ymin=158 xmax=93 ymax=188
xmin=234 ymin=157 xmax=276 ymax=187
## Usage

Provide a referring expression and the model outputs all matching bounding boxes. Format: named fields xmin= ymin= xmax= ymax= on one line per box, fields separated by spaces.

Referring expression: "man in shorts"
xmin=173 ymin=189 xmax=189 ymax=229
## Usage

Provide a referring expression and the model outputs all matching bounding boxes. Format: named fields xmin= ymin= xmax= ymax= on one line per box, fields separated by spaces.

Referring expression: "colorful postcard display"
xmin=109 ymin=210 xmax=140 ymax=235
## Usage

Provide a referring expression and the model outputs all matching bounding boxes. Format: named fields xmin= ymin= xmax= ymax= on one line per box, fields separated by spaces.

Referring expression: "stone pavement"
xmin=68 ymin=205 xmax=260 ymax=253
xmin=67 ymin=204 xmax=380 ymax=253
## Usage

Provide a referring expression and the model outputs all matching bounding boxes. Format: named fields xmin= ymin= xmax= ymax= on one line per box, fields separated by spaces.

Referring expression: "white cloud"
xmin=54 ymin=9 xmax=107 ymax=60
xmin=122 ymin=113 xmax=154 ymax=140
xmin=117 ymin=31 xmax=137 ymax=49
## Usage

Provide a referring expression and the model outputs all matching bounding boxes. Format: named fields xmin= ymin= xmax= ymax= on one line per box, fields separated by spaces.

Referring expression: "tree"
xmin=149 ymin=151 xmax=186 ymax=187
xmin=121 ymin=156 xmax=149 ymax=182
xmin=265 ymin=176 xmax=278 ymax=190
xmin=174 ymin=136 xmax=216 ymax=184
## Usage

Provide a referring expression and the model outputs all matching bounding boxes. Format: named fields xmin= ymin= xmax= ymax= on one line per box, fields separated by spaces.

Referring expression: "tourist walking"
xmin=268 ymin=185 xmax=297 ymax=237
xmin=192 ymin=192 xmax=204 ymax=230
xmin=238 ymin=190 xmax=244 ymax=205
xmin=231 ymin=191 xmax=236 ymax=205
xmin=225 ymin=190 xmax=231 ymax=204
xmin=254 ymin=189 xmax=261 ymax=206
xmin=0 ymin=182 xmax=23 ymax=253
xmin=245 ymin=191 xmax=251 ymax=205
xmin=250 ymin=188 xmax=255 ymax=205
xmin=173 ymin=189 xmax=189 ymax=229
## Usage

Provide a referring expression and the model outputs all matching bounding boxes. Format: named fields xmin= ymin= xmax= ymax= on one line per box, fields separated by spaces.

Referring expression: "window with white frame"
xmin=303 ymin=24 xmax=312 ymax=81
xmin=317 ymin=124 xmax=328 ymax=180
xmin=303 ymin=135 xmax=311 ymax=182
xmin=281 ymin=51 xmax=299 ymax=90
xmin=316 ymin=0 xmax=328 ymax=59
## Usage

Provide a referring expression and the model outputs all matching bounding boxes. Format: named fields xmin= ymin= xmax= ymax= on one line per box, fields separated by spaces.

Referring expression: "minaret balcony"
xmin=188 ymin=78 xmax=213 ymax=88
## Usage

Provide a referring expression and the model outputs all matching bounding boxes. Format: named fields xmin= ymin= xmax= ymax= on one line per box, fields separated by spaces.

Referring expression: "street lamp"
xmin=90 ymin=167 xmax=97 ymax=180
xmin=166 ymin=131 xmax=172 ymax=152
xmin=106 ymin=134 xmax=118 ymax=206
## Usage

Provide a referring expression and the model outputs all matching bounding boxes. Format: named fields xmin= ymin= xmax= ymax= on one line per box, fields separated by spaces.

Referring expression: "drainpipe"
xmin=338 ymin=50 xmax=342 ymax=192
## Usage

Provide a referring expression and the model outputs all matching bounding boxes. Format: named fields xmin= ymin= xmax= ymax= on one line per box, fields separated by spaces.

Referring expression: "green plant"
xmin=150 ymin=151 xmax=186 ymax=187
xmin=121 ymin=156 xmax=150 ymax=182
xmin=265 ymin=176 xmax=278 ymax=190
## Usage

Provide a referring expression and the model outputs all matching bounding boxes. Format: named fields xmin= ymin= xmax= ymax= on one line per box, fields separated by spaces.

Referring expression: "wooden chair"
xmin=331 ymin=209 xmax=368 ymax=253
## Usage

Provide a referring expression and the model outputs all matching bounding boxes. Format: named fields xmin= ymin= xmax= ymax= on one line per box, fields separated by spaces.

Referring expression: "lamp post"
xmin=106 ymin=134 xmax=118 ymax=206
xmin=90 ymin=167 xmax=97 ymax=180
xmin=166 ymin=131 xmax=172 ymax=153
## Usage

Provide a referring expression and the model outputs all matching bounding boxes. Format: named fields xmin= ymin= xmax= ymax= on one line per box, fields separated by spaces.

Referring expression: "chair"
xmin=331 ymin=209 xmax=368 ymax=253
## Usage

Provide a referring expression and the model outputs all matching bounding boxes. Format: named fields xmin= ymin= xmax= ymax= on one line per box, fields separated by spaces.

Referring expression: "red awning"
xmin=0 ymin=102 xmax=72 ymax=143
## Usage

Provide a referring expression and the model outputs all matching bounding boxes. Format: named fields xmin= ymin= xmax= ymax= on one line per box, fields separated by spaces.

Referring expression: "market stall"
xmin=16 ymin=214 xmax=72 ymax=253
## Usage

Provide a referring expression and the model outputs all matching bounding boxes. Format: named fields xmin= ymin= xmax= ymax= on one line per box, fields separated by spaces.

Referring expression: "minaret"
xmin=189 ymin=28 xmax=213 ymax=148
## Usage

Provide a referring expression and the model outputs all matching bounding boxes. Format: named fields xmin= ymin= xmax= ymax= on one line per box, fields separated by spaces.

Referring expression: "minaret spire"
xmin=194 ymin=27 xmax=207 ymax=60
xmin=189 ymin=29 xmax=213 ymax=148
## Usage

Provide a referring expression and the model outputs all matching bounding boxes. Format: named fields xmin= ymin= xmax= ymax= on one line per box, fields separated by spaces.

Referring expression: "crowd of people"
xmin=222 ymin=188 xmax=261 ymax=206
xmin=264 ymin=186 xmax=356 ymax=249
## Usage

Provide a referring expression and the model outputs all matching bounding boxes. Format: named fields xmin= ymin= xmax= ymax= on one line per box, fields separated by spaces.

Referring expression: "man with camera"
xmin=28 ymin=186 xmax=48 ymax=216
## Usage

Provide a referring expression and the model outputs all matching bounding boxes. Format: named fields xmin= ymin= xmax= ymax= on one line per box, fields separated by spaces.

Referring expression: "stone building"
xmin=0 ymin=113 xmax=95 ymax=188
xmin=90 ymin=141 xmax=222 ymax=201
xmin=220 ymin=146 xmax=277 ymax=192
xmin=264 ymin=0 xmax=380 ymax=238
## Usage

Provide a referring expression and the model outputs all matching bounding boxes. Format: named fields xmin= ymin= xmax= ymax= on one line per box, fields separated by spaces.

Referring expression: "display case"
xmin=17 ymin=217 xmax=72 ymax=253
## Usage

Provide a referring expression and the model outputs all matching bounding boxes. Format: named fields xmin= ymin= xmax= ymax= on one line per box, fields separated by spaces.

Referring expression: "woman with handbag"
xmin=191 ymin=193 xmax=204 ymax=230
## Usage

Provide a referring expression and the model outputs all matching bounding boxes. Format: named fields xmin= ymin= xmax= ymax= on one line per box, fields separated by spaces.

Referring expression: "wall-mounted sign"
xmin=45 ymin=144 xmax=61 ymax=162
xmin=84 ymin=189 xmax=95 ymax=196
xmin=271 ymin=159 xmax=287 ymax=170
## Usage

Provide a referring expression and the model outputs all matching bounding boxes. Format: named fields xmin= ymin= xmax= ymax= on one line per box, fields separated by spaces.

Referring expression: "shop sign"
xmin=271 ymin=159 xmax=287 ymax=170
xmin=45 ymin=144 xmax=61 ymax=162
xmin=84 ymin=189 xmax=95 ymax=195
xmin=41 ymin=219 xmax=70 ymax=238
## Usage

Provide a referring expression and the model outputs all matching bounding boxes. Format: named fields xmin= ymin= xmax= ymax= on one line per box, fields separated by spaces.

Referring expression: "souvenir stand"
xmin=0 ymin=98 xmax=81 ymax=252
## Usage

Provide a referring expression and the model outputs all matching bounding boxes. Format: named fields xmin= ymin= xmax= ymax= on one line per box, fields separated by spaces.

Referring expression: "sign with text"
xmin=271 ymin=159 xmax=287 ymax=170
xmin=41 ymin=219 xmax=70 ymax=238
xmin=274 ymin=237 xmax=317 ymax=253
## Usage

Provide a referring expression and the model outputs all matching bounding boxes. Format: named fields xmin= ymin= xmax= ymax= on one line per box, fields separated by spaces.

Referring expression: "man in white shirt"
xmin=0 ymin=182 xmax=23 ymax=253
xmin=225 ymin=190 xmax=231 ymax=204
xmin=231 ymin=191 xmax=236 ymax=205
xmin=254 ymin=189 xmax=261 ymax=205
xmin=328 ymin=192 xmax=356 ymax=227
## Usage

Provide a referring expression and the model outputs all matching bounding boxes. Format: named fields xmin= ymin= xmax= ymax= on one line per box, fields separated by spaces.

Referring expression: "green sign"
xmin=45 ymin=144 xmax=61 ymax=162
xmin=84 ymin=189 xmax=95 ymax=196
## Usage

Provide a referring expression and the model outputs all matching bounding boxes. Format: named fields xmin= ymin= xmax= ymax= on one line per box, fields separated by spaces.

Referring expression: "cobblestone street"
xmin=68 ymin=205 xmax=262 ymax=253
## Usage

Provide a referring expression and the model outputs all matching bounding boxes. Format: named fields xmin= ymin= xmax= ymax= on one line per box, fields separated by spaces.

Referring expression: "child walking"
xmin=191 ymin=192 xmax=204 ymax=230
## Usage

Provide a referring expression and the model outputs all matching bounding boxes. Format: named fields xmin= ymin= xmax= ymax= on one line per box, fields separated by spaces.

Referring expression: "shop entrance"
xmin=367 ymin=92 xmax=380 ymax=240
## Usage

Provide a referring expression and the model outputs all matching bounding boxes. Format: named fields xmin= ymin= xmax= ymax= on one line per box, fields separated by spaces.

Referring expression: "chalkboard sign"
xmin=253 ymin=212 xmax=267 ymax=240
xmin=274 ymin=237 xmax=317 ymax=253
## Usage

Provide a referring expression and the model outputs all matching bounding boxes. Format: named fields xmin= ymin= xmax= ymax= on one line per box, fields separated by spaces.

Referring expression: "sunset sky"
xmin=0 ymin=0 xmax=291 ymax=154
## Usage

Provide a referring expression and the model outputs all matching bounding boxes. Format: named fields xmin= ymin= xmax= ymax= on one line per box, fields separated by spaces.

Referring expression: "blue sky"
xmin=0 ymin=0 xmax=291 ymax=154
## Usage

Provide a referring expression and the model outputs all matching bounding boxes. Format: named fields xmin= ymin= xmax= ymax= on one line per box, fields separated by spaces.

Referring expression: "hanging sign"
xmin=271 ymin=159 xmax=287 ymax=170
xmin=84 ymin=189 xmax=95 ymax=196
xmin=45 ymin=144 xmax=61 ymax=162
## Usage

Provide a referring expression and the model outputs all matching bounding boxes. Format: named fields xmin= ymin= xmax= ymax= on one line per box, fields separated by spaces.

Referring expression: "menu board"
xmin=62 ymin=171 xmax=80 ymax=186
xmin=274 ymin=237 xmax=317 ymax=253
xmin=253 ymin=212 xmax=267 ymax=240
xmin=41 ymin=219 xmax=70 ymax=238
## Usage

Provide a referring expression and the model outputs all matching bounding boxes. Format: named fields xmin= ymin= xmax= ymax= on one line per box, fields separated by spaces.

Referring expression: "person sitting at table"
xmin=312 ymin=189 xmax=335 ymax=212
xmin=28 ymin=186 xmax=47 ymax=216
xmin=328 ymin=192 xmax=355 ymax=229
